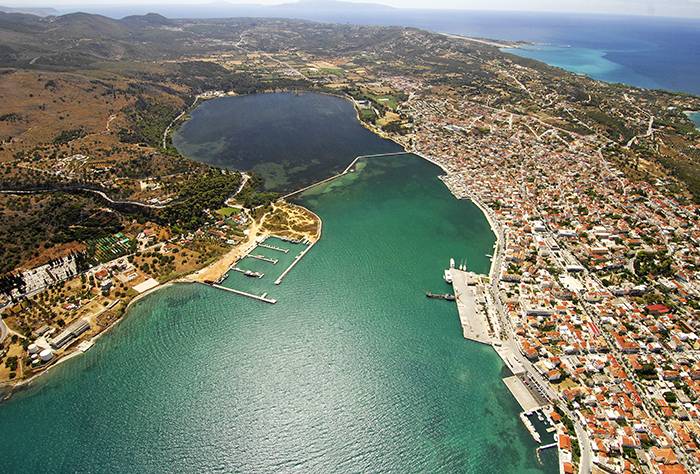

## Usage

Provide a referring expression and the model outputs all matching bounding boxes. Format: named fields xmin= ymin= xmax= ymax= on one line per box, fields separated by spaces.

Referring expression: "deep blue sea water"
xmin=316 ymin=10 xmax=700 ymax=95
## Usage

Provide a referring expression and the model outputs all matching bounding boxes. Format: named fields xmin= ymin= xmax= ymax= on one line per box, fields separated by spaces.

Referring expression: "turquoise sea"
xmin=501 ymin=44 xmax=661 ymax=90
xmin=0 ymin=154 xmax=556 ymax=473
xmin=689 ymin=112 xmax=700 ymax=130
xmin=1 ymin=93 xmax=558 ymax=472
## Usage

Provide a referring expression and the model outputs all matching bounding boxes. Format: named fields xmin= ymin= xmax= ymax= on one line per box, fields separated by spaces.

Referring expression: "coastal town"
xmin=1 ymin=13 xmax=700 ymax=474
xmin=390 ymin=79 xmax=700 ymax=474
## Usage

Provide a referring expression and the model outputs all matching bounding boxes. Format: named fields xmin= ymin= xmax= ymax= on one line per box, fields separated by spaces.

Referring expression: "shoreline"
xmin=1 ymin=281 xmax=178 ymax=399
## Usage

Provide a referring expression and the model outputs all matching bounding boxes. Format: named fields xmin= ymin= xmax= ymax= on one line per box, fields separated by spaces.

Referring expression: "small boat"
xmin=443 ymin=269 xmax=453 ymax=284
xmin=244 ymin=270 xmax=263 ymax=278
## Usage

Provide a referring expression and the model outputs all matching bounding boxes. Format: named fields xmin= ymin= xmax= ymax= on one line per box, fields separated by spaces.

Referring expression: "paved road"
xmin=0 ymin=188 xmax=168 ymax=209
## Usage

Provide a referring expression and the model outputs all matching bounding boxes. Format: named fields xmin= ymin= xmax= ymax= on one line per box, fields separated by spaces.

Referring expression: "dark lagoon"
xmin=0 ymin=93 xmax=556 ymax=473
xmin=173 ymin=92 xmax=401 ymax=192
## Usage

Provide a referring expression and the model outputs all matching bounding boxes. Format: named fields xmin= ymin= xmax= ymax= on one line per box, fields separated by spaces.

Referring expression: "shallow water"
xmin=173 ymin=92 xmax=401 ymax=193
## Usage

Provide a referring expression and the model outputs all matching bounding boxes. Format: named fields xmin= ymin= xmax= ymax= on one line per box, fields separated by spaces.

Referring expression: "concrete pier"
xmin=248 ymin=254 xmax=279 ymax=264
xmin=207 ymin=283 xmax=277 ymax=304
xmin=537 ymin=442 xmax=557 ymax=451
xmin=503 ymin=375 xmax=542 ymax=412
xmin=275 ymin=242 xmax=315 ymax=285
xmin=449 ymin=269 xmax=492 ymax=344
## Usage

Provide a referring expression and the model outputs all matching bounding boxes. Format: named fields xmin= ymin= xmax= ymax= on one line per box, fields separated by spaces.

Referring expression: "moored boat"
xmin=426 ymin=292 xmax=456 ymax=301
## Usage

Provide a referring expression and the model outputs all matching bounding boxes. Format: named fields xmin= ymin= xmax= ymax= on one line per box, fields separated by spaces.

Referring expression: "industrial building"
xmin=50 ymin=318 xmax=90 ymax=349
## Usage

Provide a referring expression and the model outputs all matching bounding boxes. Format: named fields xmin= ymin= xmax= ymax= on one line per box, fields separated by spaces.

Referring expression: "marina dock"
xmin=248 ymin=254 xmax=279 ymax=264
xmin=258 ymin=243 xmax=289 ymax=253
xmin=519 ymin=412 xmax=542 ymax=443
xmin=448 ymin=268 xmax=492 ymax=344
xmin=207 ymin=283 xmax=277 ymax=304
xmin=275 ymin=241 xmax=316 ymax=285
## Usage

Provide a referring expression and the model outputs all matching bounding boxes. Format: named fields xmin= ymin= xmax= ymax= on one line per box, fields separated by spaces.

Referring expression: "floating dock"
xmin=207 ymin=283 xmax=277 ymax=304
xmin=448 ymin=268 xmax=491 ymax=344
xmin=248 ymin=254 xmax=279 ymax=264
xmin=258 ymin=243 xmax=289 ymax=254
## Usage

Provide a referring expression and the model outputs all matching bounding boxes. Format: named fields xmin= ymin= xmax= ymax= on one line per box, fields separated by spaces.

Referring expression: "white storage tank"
xmin=28 ymin=343 xmax=39 ymax=354
xmin=39 ymin=349 xmax=54 ymax=362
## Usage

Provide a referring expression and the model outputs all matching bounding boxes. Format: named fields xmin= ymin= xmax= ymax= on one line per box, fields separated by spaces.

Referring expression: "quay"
xmin=493 ymin=344 xmax=525 ymax=375
xmin=448 ymin=268 xmax=492 ymax=344
xmin=258 ymin=243 xmax=289 ymax=254
xmin=248 ymin=254 xmax=279 ymax=264
xmin=503 ymin=375 xmax=542 ymax=412
xmin=206 ymin=283 xmax=277 ymax=304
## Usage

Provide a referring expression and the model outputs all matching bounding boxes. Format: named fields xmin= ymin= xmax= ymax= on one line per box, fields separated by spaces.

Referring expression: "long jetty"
xmin=207 ymin=283 xmax=277 ymax=304
xmin=274 ymin=243 xmax=315 ymax=285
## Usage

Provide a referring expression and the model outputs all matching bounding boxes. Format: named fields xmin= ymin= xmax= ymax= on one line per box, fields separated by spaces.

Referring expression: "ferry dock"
xmin=447 ymin=267 xmax=492 ymax=344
